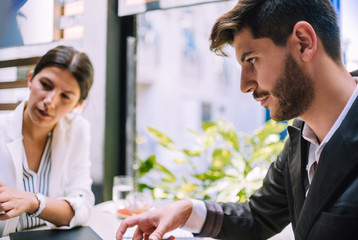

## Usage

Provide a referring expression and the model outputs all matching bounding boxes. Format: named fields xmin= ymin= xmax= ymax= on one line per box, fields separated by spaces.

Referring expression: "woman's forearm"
xmin=38 ymin=197 xmax=75 ymax=227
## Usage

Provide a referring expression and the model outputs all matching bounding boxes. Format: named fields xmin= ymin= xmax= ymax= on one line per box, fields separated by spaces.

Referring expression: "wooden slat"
xmin=0 ymin=79 xmax=28 ymax=89
xmin=0 ymin=102 xmax=21 ymax=111
xmin=0 ymin=57 xmax=41 ymax=68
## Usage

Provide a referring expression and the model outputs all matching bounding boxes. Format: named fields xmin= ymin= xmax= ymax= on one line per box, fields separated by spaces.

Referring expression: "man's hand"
xmin=116 ymin=199 xmax=193 ymax=240
xmin=0 ymin=182 xmax=38 ymax=220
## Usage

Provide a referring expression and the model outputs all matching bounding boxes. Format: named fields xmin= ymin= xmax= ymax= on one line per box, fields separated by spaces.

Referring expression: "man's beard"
xmin=254 ymin=54 xmax=315 ymax=121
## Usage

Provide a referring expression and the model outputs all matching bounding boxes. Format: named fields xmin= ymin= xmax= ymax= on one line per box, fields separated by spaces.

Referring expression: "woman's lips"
xmin=37 ymin=108 xmax=50 ymax=117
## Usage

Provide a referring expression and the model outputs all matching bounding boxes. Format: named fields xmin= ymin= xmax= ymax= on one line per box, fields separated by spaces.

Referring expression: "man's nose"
xmin=240 ymin=69 xmax=257 ymax=93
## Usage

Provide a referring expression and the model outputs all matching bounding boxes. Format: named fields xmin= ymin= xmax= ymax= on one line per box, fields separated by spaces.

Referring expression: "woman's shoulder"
xmin=0 ymin=109 xmax=22 ymax=136
xmin=56 ymin=113 xmax=90 ymax=138
xmin=0 ymin=113 xmax=9 ymax=135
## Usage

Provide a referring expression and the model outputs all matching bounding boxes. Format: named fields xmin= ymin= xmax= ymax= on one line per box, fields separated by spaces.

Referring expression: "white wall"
xmin=17 ymin=0 xmax=54 ymax=45
xmin=81 ymin=0 xmax=107 ymax=183
xmin=341 ymin=0 xmax=358 ymax=71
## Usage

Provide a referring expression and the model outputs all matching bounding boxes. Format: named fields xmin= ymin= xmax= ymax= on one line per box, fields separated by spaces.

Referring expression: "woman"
xmin=0 ymin=45 xmax=95 ymax=236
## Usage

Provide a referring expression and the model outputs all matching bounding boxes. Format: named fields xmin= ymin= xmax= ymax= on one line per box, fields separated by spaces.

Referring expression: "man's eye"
xmin=248 ymin=58 xmax=256 ymax=64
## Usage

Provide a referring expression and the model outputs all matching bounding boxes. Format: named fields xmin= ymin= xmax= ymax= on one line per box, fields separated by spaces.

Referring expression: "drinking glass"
xmin=125 ymin=192 xmax=153 ymax=214
xmin=112 ymin=175 xmax=134 ymax=209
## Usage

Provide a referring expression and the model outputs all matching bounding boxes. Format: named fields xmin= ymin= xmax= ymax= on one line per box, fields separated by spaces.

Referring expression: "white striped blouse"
xmin=16 ymin=131 xmax=53 ymax=231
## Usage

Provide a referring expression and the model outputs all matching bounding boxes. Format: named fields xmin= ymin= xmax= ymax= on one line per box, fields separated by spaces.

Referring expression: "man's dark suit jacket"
xmin=196 ymin=95 xmax=358 ymax=240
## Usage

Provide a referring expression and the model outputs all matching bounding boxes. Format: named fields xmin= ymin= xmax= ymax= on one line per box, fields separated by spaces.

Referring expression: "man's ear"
xmin=72 ymin=100 xmax=84 ymax=113
xmin=27 ymin=70 xmax=34 ymax=88
xmin=289 ymin=21 xmax=317 ymax=62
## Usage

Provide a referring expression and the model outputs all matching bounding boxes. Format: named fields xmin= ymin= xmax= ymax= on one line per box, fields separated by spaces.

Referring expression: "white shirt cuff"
xmin=181 ymin=199 xmax=207 ymax=233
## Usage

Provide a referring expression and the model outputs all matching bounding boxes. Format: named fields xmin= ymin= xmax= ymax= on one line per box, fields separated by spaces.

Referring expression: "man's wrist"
xmin=180 ymin=199 xmax=206 ymax=233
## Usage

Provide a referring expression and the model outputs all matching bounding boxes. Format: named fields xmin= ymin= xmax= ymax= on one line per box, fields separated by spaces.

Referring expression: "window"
xmin=135 ymin=1 xmax=266 ymax=168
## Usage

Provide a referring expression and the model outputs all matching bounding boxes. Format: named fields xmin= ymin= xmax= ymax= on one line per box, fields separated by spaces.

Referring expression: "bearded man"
xmin=116 ymin=1 xmax=358 ymax=239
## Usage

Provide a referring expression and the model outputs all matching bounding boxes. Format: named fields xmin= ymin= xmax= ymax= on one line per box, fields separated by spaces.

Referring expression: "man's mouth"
xmin=254 ymin=96 xmax=269 ymax=106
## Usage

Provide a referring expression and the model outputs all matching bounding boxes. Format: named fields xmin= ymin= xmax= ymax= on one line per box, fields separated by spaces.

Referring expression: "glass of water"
xmin=112 ymin=175 xmax=134 ymax=209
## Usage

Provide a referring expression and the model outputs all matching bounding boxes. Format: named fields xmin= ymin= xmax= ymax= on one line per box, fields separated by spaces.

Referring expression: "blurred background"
xmin=0 ymin=0 xmax=357 ymax=204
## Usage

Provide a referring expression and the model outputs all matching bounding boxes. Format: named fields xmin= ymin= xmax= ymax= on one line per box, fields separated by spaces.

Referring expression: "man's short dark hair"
xmin=210 ymin=0 xmax=341 ymax=63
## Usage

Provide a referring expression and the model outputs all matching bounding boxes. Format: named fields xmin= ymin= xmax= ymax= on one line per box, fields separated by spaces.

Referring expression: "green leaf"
xmin=194 ymin=173 xmax=206 ymax=181
xmin=140 ymin=154 xmax=177 ymax=183
xmin=221 ymin=130 xmax=240 ymax=151
xmin=202 ymin=121 xmax=216 ymax=131
xmin=252 ymin=120 xmax=287 ymax=144
xmin=174 ymin=158 xmax=189 ymax=164
xmin=183 ymin=149 xmax=203 ymax=156
xmin=179 ymin=183 xmax=198 ymax=192
xmin=214 ymin=180 xmax=244 ymax=202
xmin=204 ymin=179 xmax=230 ymax=195
xmin=153 ymin=188 xmax=174 ymax=199
xmin=155 ymin=162 xmax=177 ymax=183
xmin=212 ymin=148 xmax=231 ymax=170
xmin=147 ymin=127 xmax=177 ymax=151
xmin=248 ymin=142 xmax=284 ymax=163
xmin=194 ymin=170 xmax=224 ymax=182
xmin=230 ymin=152 xmax=246 ymax=174
xmin=138 ymin=155 xmax=156 ymax=176
xmin=137 ymin=183 xmax=154 ymax=192
xmin=138 ymin=118 xmax=288 ymax=202
xmin=216 ymin=119 xmax=240 ymax=151
xmin=201 ymin=122 xmax=218 ymax=147
xmin=186 ymin=128 xmax=202 ymax=137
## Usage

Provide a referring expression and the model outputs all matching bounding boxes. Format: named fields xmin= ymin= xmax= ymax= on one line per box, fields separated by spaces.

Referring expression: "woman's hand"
xmin=0 ymin=182 xmax=75 ymax=226
xmin=0 ymin=182 xmax=38 ymax=220
xmin=116 ymin=199 xmax=193 ymax=240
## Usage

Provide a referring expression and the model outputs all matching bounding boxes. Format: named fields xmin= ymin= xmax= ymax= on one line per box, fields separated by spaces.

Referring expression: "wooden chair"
xmin=0 ymin=56 xmax=40 ymax=111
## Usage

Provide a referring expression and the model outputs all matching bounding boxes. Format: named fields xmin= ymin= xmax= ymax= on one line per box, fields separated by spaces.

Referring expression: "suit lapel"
xmin=295 ymin=97 xmax=358 ymax=239
xmin=287 ymin=121 xmax=306 ymax=227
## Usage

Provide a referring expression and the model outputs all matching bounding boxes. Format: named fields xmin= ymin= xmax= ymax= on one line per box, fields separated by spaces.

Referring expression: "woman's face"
xmin=26 ymin=66 xmax=82 ymax=129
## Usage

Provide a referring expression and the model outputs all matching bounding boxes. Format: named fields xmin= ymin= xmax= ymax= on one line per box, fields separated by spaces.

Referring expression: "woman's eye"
xmin=62 ymin=94 xmax=70 ymax=100
xmin=248 ymin=58 xmax=256 ymax=65
xmin=41 ymin=81 xmax=50 ymax=89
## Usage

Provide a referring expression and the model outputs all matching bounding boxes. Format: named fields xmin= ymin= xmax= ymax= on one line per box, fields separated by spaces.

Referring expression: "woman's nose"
xmin=43 ymin=91 xmax=57 ymax=109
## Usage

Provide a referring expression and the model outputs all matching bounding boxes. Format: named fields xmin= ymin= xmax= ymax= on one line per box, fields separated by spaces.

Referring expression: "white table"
xmin=0 ymin=201 xmax=194 ymax=240
xmin=89 ymin=201 xmax=194 ymax=240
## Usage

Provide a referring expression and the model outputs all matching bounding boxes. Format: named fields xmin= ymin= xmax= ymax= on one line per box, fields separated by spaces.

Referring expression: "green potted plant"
xmin=137 ymin=119 xmax=288 ymax=202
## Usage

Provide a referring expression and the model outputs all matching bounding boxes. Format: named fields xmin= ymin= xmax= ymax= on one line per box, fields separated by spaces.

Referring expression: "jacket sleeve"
xmin=197 ymin=139 xmax=291 ymax=240
xmin=47 ymin=116 xmax=95 ymax=229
